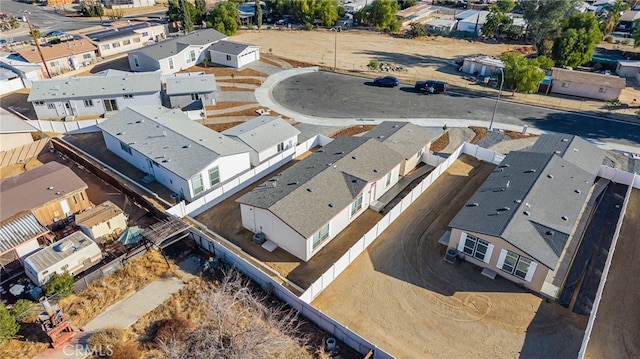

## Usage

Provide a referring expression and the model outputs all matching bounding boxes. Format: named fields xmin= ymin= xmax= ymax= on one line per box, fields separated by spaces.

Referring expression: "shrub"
xmin=442 ymin=124 xmax=448 ymax=131
xmin=44 ymin=271 xmax=74 ymax=298
xmin=110 ymin=341 xmax=142 ymax=359
xmin=154 ymin=315 xmax=190 ymax=345
xmin=0 ymin=304 xmax=19 ymax=348
xmin=10 ymin=299 xmax=33 ymax=322
xmin=304 ymin=22 xmax=313 ymax=31
xmin=87 ymin=327 xmax=124 ymax=354
xmin=623 ymin=38 xmax=631 ymax=45
xmin=604 ymin=35 xmax=613 ymax=43
xmin=368 ymin=59 xmax=380 ymax=70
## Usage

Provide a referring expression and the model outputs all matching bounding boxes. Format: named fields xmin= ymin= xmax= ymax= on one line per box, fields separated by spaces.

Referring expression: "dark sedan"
xmin=373 ymin=76 xmax=399 ymax=87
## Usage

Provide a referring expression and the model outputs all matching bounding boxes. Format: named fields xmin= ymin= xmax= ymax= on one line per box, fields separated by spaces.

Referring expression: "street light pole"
xmin=490 ymin=67 xmax=504 ymax=131
xmin=24 ymin=11 xmax=51 ymax=79
xmin=333 ymin=28 xmax=337 ymax=72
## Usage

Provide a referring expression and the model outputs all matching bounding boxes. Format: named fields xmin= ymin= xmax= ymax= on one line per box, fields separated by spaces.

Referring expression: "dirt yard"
xmin=312 ymin=154 xmax=587 ymax=359
xmin=585 ymin=189 xmax=640 ymax=359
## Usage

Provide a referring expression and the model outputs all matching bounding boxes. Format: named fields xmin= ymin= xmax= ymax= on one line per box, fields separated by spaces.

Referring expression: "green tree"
xmin=10 ymin=300 xmax=33 ymax=323
xmin=632 ymin=19 xmax=640 ymax=46
xmin=255 ymin=0 xmax=263 ymax=28
xmin=167 ymin=0 xmax=182 ymax=22
xmin=495 ymin=0 xmax=515 ymax=13
xmin=552 ymin=12 xmax=602 ymax=68
xmin=481 ymin=9 xmax=513 ymax=38
xmin=522 ymin=0 xmax=581 ymax=55
xmin=181 ymin=0 xmax=194 ymax=32
xmin=195 ymin=0 xmax=207 ymax=23
xmin=501 ymin=53 xmax=546 ymax=94
xmin=313 ymin=0 xmax=339 ymax=26
xmin=356 ymin=0 xmax=400 ymax=32
xmin=533 ymin=55 xmax=555 ymax=70
xmin=599 ymin=0 xmax=628 ymax=36
xmin=0 ymin=303 xmax=19 ymax=347
xmin=208 ymin=1 xmax=239 ymax=36
xmin=409 ymin=22 xmax=426 ymax=38
xmin=399 ymin=0 xmax=417 ymax=10
xmin=44 ymin=271 xmax=75 ymax=298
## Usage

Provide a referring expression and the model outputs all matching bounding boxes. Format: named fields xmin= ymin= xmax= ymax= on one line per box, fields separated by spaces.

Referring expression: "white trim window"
xmin=458 ymin=233 xmax=493 ymax=263
xmin=168 ymin=57 xmax=174 ymax=70
xmin=350 ymin=193 xmax=363 ymax=217
xmin=208 ymin=166 xmax=220 ymax=187
xmin=191 ymin=173 xmax=204 ymax=195
xmin=385 ymin=172 xmax=392 ymax=187
xmin=83 ymin=99 xmax=94 ymax=107
xmin=496 ymin=249 xmax=538 ymax=282
xmin=312 ymin=223 xmax=330 ymax=250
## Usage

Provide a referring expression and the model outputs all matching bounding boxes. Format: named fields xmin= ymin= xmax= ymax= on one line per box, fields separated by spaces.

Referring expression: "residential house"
xmin=616 ymin=10 xmax=640 ymax=32
xmin=456 ymin=10 xmax=489 ymax=34
xmin=14 ymin=39 xmax=97 ymax=77
xmin=98 ymin=106 xmax=251 ymax=201
xmin=128 ymin=28 xmax=227 ymax=74
xmin=615 ymin=60 xmax=640 ymax=79
xmin=0 ymin=108 xmax=37 ymax=152
xmin=426 ymin=19 xmax=457 ymax=32
xmin=85 ymin=21 xmax=167 ymax=58
xmin=105 ymin=0 xmax=157 ymax=9
xmin=28 ymin=69 xmax=162 ymax=120
xmin=461 ymin=55 xmax=504 ymax=76
xmin=396 ymin=4 xmax=438 ymax=28
xmin=163 ymin=72 xmax=217 ymax=109
xmin=24 ymin=231 xmax=102 ymax=286
xmin=208 ymin=40 xmax=260 ymax=68
xmin=237 ymin=136 xmax=405 ymax=261
xmin=551 ymin=67 xmax=626 ymax=100
xmin=447 ymin=135 xmax=604 ymax=298
xmin=361 ymin=121 xmax=436 ymax=176
xmin=0 ymin=55 xmax=44 ymax=88
xmin=0 ymin=213 xmax=55 ymax=277
xmin=0 ymin=161 xmax=91 ymax=226
xmin=76 ymin=201 xmax=128 ymax=241
xmin=222 ymin=116 xmax=300 ymax=167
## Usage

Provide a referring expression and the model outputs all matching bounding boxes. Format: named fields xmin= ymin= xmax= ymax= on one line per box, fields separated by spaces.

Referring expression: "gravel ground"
xmin=475 ymin=129 xmax=511 ymax=148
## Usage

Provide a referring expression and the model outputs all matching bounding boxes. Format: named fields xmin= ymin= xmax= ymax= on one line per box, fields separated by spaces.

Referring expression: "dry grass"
xmin=331 ymin=125 xmax=376 ymax=138
xmin=60 ymin=250 xmax=178 ymax=328
xmin=219 ymin=86 xmax=256 ymax=92
xmin=504 ymin=130 xmax=539 ymax=140
xmin=184 ymin=65 xmax=264 ymax=77
xmin=110 ymin=341 xmax=143 ymax=359
xmin=0 ymin=338 xmax=49 ymax=359
xmin=205 ymin=121 xmax=244 ymax=132
xmin=87 ymin=327 xmax=124 ymax=351
xmin=469 ymin=126 xmax=488 ymax=144
xmin=430 ymin=132 xmax=450 ymax=153
xmin=260 ymin=57 xmax=285 ymax=68
xmin=276 ymin=57 xmax=317 ymax=69
xmin=206 ymin=102 xmax=256 ymax=110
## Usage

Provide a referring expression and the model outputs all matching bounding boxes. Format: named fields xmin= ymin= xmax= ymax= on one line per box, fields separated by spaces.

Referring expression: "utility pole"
xmin=24 ymin=11 xmax=51 ymax=78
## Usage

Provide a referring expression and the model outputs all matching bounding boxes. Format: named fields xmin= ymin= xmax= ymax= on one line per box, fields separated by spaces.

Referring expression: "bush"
xmin=0 ymin=304 xmax=19 ymax=348
xmin=44 ymin=271 xmax=74 ymax=298
xmin=10 ymin=299 xmax=33 ymax=322
xmin=154 ymin=315 xmax=190 ymax=345
xmin=604 ymin=35 xmax=613 ymax=43
xmin=623 ymin=38 xmax=631 ymax=45
xmin=110 ymin=341 xmax=142 ymax=359
xmin=87 ymin=327 xmax=124 ymax=354
xmin=368 ymin=59 xmax=380 ymax=70
xmin=304 ymin=22 xmax=313 ymax=31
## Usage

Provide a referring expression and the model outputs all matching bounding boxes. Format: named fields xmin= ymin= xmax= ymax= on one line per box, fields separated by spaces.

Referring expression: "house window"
xmin=101 ymin=44 xmax=110 ymax=50
xmin=120 ymin=141 xmax=132 ymax=155
xmin=133 ymin=38 xmax=141 ymax=43
xmin=50 ymin=60 xmax=59 ymax=67
xmin=208 ymin=166 xmax=220 ymax=186
xmin=112 ymin=42 xmax=121 ymax=48
xmin=385 ymin=172 xmax=392 ymax=187
xmin=83 ymin=53 xmax=92 ymax=60
xmin=312 ymin=223 xmax=330 ymax=250
xmin=142 ymin=31 xmax=149 ymax=36
xmin=105 ymin=99 xmax=118 ymax=112
xmin=107 ymin=221 xmax=111 ymax=230
xmin=190 ymin=93 xmax=199 ymax=101
xmin=226 ymin=55 xmax=231 ymax=61
xmin=73 ymin=195 xmax=77 ymax=204
xmin=168 ymin=57 xmax=174 ymax=69
xmin=191 ymin=174 xmax=204 ymax=195
xmin=185 ymin=50 xmax=196 ymax=63
xmin=500 ymin=250 xmax=533 ymax=280
xmin=123 ymin=39 xmax=131 ymax=45
xmin=47 ymin=103 xmax=55 ymax=109
xmin=277 ymin=142 xmax=285 ymax=151
xmin=61 ymin=264 xmax=69 ymax=271
xmin=462 ymin=234 xmax=490 ymax=262
xmin=599 ymin=88 xmax=607 ymax=93
xmin=80 ymin=192 xmax=85 ymax=201
xmin=561 ymin=82 xmax=569 ymax=88
xmin=350 ymin=193 xmax=363 ymax=217
xmin=124 ymin=94 xmax=134 ymax=99
xmin=83 ymin=99 xmax=94 ymax=107
xmin=34 ymin=101 xmax=44 ymax=105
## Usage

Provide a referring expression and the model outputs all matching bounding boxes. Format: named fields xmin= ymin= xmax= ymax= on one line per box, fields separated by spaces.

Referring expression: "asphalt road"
xmin=272 ymin=71 xmax=640 ymax=147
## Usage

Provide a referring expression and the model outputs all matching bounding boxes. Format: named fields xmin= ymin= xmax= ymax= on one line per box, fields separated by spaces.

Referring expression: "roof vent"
xmin=575 ymin=189 xmax=581 ymax=194
xmin=378 ymin=135 xmax=385 ymax=139
xmin=514 ymin=199 xmax=522 ymax=203
xmin=183 ymin=144 xmax=191 ymax=148
xmin=317 ymin=149 xmax=325 ymax=153
xmin=525 ymin=203 xmax=531 ymax=208
xmin=307 ymin=188 xmax=313 ymax=192
xmin=499 ymin=164 xmax=510 ymax=168
xmin=116 ymin=131 xmax=124 ymax=135
xmin=327 ymin=162 xmax=333 ymax=166
xmin=47 ymin=186 xmax=54 ymax=190
xmin=562 ymin=216 xmax=569 ymax=221
xmin=352 ymin=156 xmax=358 ymax=160
xmin=393 ymin=124 xmax=399 ymax=128
xmin=328 ymin=203 xmax=335 ymax=208
xmin=573 ymin=148 xmax=579 ymax=152
xmin=562 ymin=138 xmax=569 ymax=142
xmin=55 ymin=191 xmax=62 ymax=195
xmin=287 ymin=182 xmax=299 ymax=186
xmin=467 ymin=202 xmax=479 ymax=207
xmin=162 ymin=159 xmax=171 ymax=163
xmin=498 ymin=207 xmax=510 ymax=211
xmin=523 ymin=211 xmax=530 ymax=216
xmin=554 ymin=150 xmax=561 ymax=154
xmin=526 ymin=169 xmax=536 ymax=173
xmin=546 ymin=230 xmax=555 ymax=236
xmin=55 ymin=241 xmax=74 ymax=252
xmin=506 ymin=180 xmax=510 ymax=188
xmin=547 ymin=174 xmax=554 ymax=179
xmin=351 ymin=179 xmax=357 ymax=183
xmin=136 ymin=119 xmax=144 ymax=123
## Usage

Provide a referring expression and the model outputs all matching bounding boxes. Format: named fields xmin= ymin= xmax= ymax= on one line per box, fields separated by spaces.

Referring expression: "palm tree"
xmin=600 ymin=0 xmax=629 ymax=36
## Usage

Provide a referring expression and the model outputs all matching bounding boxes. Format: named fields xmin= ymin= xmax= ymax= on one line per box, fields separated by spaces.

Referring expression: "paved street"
xmin=272 ymin=71 xmax=640 ymax=147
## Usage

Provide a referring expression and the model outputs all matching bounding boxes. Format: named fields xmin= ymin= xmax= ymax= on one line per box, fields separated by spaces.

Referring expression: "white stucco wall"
xmin=24 ymin=242 xmax=102 ymax=286
xmin=13 ymin=238 xmax=40 ymax=263
xmin=255 ymin=135 xmax=297 ymax=166
xmin=241 ymin=205 xmax=308 ymax=260
xmin=78 ymin=213 xmax=128 ymax=241
xmin=32 ymin=92 xmax=161 ymax=120
xmin=0 ymin=133 xmax=34 ymax=152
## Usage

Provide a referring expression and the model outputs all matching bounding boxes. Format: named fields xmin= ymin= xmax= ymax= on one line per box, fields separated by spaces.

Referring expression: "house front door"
xmin=59 ymin=199 xmax=71 ymax=217
xmin=64 ymin=102 xmax=73 ymax=116
xmin=369 ymin=182 xmax=377 ymax=204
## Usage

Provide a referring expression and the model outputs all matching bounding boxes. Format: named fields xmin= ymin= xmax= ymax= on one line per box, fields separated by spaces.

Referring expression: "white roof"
xmin=464 ymin=55 xmax=505 ymax=68
xmin=24 ymin=231 xmax=100 ymax=274
xmin=222 ymin=116 xmax=300 ymax=153
xmin=0 ymin=108 xmax=38 ymax=133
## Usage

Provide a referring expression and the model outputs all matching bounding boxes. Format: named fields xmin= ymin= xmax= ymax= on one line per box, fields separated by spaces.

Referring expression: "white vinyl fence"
xmin=578 ymin=174 xmax=638 ymax=358
xmin=597 ymin=165 xmax=640 ymax=189
xmin=300 ymin=142 xmax=500 ymax=302
xmin=168 ymin=134 xmax=332 ymax=218
xmin=26 ymin=119 xmax=104 ymax=134
xmin=189 ymin=225 xmax=395 ymax=359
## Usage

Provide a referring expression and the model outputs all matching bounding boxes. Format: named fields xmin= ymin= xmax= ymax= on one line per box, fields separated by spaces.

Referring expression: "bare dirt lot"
xmin=312 ymin=155 xmax=587 ymax=359
xmin=585 ymin=189 xmax=640 ymax=359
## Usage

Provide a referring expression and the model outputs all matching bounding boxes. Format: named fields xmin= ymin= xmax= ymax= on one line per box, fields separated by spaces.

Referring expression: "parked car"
xmin=415 ymin=80 xmax=448 ymax=94
xmin=373 ymin=76 xmax=400 ymax=87
xmin=45 ymin=30 xmax=65 ymax=37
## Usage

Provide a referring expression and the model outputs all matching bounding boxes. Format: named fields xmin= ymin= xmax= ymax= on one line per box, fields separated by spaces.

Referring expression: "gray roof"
xmin=24 ymin=231 xmax=100 ymax=274
xmin=449 ymin=151 xmax=597 ymax=269
xmin=361 ymin=121 xmax=437 ymax=159
xmin=222 ymin=116 xmax=300 ymax=154
xmin=28 ymin=70 xmax=161 ymax=102
xmin=132 ymin=29 xmax=227 ymax=61
xmin=97 ymin=106 xmax=249 ymax=180
xmin=0 ymin=213 xmax=49 ymax=254
xmin=209 ymin=40 xmax=258 ymax=56
xmin=526 ymin=134 xmax=605 ymax=175
xmin=165 ymin=73 xmax=217 ymax=95
xmin=237 ymin=136 xmax=403 ymax=238
xmin=0 ymin=108 xmax=38 ymax=133
xmin=0 ymin=162 xmax=88 ymax=222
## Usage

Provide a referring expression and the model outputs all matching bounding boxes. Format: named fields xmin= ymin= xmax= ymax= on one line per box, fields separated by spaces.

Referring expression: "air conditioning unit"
xmin=64 ymin=115 xmax=75 ymax=122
